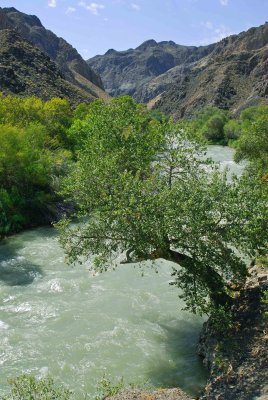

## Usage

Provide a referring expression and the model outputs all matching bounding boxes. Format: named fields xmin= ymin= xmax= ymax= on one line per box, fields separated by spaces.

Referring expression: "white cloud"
xmin=200 ymin=23 xmax=235 ymax=44
xmin=80 ymin=48 xmax=91 ymax=59
xmin=48 ymin=0 xmax=56 ymax=7
xmin=131 ymin=3 xmax=141 ymax=11
xmin=202 ymin=21 xmax=213 ymax=30
xmin=220 ymin=0 xmax=229 ymax=6
xmin=79 ymin=2 xmax=105 ymax=15
xmin=66 ymin=7 xmax=76 ymax=13
xmin=88 ymin=3 xmax=105 ymax=14
xmin=213 ymin=24 xmax=234 ymax=41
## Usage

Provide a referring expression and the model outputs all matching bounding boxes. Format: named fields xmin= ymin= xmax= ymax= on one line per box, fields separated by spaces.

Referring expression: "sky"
xmin=0 ymin=0 xmax=268 ymax=59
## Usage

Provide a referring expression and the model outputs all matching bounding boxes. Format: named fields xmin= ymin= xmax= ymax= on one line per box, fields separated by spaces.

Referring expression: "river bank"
xmin=198 ymin=264 xmax=268 ymax=400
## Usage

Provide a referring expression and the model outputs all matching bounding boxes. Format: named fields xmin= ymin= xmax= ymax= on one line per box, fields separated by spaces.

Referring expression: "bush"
xmin=224 ymin=119 xmax=241 ymax=140
xmin=94 ymin=376 xmax=125 ymax=400
xmin=191 ymin=106 xmax=229 ymax=143
xmin=1 ymin=374 xmax=72 ymax=400
xmin=201 ymin=114 xmax=228 ymax=142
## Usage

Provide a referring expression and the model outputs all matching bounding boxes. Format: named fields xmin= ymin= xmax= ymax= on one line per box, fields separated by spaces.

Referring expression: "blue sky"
xmin=1 ymin=0 xmax=268 ymax=59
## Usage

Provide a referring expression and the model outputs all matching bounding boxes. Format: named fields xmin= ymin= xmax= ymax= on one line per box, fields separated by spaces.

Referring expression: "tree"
xmin=58 ymin=97 xmax=268 ymax=315
xmin=191 ymin=106 xmax=229 ymax=143
xmin=235 ymin=106 xmax=268 ymax=179
xmin=0 ymin=93 xmax=74 ymax=236
xmin=0 ymin=122 xmax=72 ymax=235
xmin=223 ymin=119 xmax=242 ymax=140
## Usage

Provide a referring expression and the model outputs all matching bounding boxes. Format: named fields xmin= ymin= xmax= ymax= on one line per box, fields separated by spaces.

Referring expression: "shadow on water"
xmin=0 ymin=233 xmax=44 ymax=286
xmin=145 ymin=319 xmax=208 ymax=396
xmin=0 ymin=260 xmax=43 ymax=286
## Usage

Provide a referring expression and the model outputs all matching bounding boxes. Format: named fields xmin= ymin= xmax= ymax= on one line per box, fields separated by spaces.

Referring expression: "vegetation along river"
xmin=0 ymin=146 xmax=245 ymax=397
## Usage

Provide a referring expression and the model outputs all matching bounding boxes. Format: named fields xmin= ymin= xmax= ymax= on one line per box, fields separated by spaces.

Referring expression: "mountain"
xmin=88 ymin=23 xmax=268 ymax=118
xmin=0 ymin=7 xmax=109 ymax=102
xmin=87 ymin=40 xmax=215 ymax=102
xmin=0 ymin=29 xmax=100 ymax=103
xmin=155 ymin=23 xmax=268 ymax=118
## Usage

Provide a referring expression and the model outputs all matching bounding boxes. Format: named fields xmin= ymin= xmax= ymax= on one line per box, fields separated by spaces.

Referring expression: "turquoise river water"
xmin=0 ymin=146 xmax=245 ymax=398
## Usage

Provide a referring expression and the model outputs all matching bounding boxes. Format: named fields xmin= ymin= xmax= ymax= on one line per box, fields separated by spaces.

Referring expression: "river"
xmin=0 ymin=146 xmax=244 ymax=398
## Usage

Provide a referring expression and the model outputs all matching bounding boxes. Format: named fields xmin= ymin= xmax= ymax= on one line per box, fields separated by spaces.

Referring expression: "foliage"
xmin=1 ymin=374 xmax=72 ymax=400
xmin=223 ymin=119 xmax=242 ymax=140
xmin=234 ymin=105 xmax=268 ymax=177
xmin=0 ymin=94 xmax=72 ymax=147
xmin=209 ymin=306 xmax=234 ymax=335
xmin=191 ymin=106 xmax=229 ymax=143
xmin=234 ymin=105 xmax=268 ymax=262
xmin=1 ymin=92 xmax=267 ymax=318
xmin=0 ymin=93 xmax=73 ymax=236
xmin=57 ymin=97 xmax=268 ymax=315
xmin=262 ymin=290 xmax=268 ymax=318
xmin=93 ymin=376 xmax=125 ymax=400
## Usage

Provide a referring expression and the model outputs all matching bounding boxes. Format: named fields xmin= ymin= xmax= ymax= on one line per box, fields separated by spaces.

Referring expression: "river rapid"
xmin=0 ymin=146 xmax=244 ymax=398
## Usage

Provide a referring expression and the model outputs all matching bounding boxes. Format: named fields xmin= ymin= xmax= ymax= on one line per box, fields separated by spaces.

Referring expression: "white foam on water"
xmin=0 ymin=320 xmax=9 ymax=330
xmin=14 ymin=303 xmax=32 ymax=313
xmin=39 ymin=366 xmax=49 ymax=376
xmin=49 ymin=279 xmax=63 ymax=293
xmin=3 ymin=295 xmax=15 ymax=303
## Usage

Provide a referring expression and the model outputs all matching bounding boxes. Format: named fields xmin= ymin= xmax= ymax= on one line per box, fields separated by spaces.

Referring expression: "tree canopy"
xmin=58 ymin=97 xmax=268 ymax=315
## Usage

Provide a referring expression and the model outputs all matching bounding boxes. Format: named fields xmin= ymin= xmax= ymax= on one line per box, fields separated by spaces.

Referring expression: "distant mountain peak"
xmin=136 ymin=39 xmax=158 ymax=50
xmin=1 ymin=7 xmax=43 ymax=28
xmin=105 ymin=48 xmax=117 ymax=55
xmin=88 ymin=22 xmax=268 ymax=117
xmin=2 ymin=7 xmax=17 ymax=13
xmin=88 ymin=38 xmax=215 ymax=102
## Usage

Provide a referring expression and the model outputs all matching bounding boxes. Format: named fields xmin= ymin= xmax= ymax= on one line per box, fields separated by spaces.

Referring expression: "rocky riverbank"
xmin=106 ymin=388 xmax=193 ymax=400
xmin=198 ymin=265 xmax=268 ymax=400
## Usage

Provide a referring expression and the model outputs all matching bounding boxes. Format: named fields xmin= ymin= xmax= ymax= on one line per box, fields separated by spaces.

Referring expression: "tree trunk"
xmin=153 ymin=248 xmax=231 ymax=308
xmin=121 ymin=246 xmax=232 ymax=308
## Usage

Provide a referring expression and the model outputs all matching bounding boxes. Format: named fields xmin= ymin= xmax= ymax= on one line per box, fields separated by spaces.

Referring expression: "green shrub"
xmin=224 ymin=119 xmax=241 ymax=140
xmin=94 ymin=376 xmax=125 ymax=400
xmin=1 ymin=374 xmax=72 ymax=400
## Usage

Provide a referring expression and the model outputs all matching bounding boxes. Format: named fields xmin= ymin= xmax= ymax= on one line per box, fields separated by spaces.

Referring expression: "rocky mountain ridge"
xmin=156 ymin=22 xmax=268 ymax=118
xmin=0 ymin=7 xmax=109 ymax=102
xmin=88 ymin=23 xmax=268 ymax=118
xmin=88 ymin=40 xmax=215 ymax=102
xmin=0 ymin=29 xmax=98 ymax=104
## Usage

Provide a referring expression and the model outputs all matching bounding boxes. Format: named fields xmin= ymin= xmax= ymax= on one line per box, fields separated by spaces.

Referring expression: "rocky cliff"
xmin=155 ymin=23 xmax=268 ymax=119
xmin=0 ymin=7 xmax=109 ymax=102
xmin=198 ymin=265 xmax=268 ymax=400
xmin=0 ymin=29 xmax=97 ymax=104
